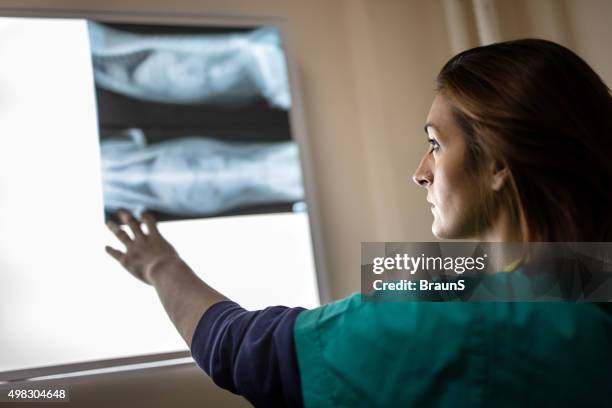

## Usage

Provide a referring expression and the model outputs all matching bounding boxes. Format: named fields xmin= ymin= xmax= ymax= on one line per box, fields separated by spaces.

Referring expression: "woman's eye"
xmin=428 ymin=138 xmax=440 ymax=153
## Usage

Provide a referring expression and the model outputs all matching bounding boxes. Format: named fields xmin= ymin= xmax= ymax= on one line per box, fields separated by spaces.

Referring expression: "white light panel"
xmin=0 ymin=17 xmax=319 ymax=373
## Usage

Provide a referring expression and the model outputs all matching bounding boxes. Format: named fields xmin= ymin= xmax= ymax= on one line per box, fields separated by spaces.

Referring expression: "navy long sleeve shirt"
xmin=191 ymin=301 xmax=306 ymax=407
xmin=190 ymin=299 xmax=612 ymax=408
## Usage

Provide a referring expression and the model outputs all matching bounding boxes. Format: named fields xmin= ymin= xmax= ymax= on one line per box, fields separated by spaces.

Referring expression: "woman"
xmin=105 ymin=39 xmax=612 ymax=407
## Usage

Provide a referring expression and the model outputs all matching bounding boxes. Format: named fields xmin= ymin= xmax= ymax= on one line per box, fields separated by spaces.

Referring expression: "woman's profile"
xmin=105 ymin=39 xmax=612 ymax=407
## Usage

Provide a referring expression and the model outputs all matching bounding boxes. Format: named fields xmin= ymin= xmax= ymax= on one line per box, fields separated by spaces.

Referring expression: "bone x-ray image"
xmin=89 ymin=22 xmax=305 ymax=222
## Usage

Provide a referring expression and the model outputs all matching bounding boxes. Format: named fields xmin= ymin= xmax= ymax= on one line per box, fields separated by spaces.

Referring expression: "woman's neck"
xmin=477 ymin=206 xmax=524 ymax=272
xmin=479 ymin=204 xmax=522 ymax=243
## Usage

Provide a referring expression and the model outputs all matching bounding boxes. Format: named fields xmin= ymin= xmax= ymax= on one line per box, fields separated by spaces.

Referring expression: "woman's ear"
xmin=490 ymin=160 xmax=510 ymax=191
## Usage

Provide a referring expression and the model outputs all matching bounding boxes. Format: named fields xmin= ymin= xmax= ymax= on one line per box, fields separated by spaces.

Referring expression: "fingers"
xmin=105 ymin=245 xmax=125 ymax=263
xmin=140 ymin=212 xmax=159 ymax=236
xmin=118 ymin=209 xmax=145 ymax=239
xmin=106 ymin=220 xmax=133 ymax=247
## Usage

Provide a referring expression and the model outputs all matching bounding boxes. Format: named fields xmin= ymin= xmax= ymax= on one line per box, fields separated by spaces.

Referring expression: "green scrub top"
xmin=293 ymin=270 xmax=612 ymax=407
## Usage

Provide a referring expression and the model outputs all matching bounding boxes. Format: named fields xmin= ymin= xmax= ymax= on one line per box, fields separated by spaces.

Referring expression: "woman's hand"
xmin=105 ymin=209 xmax=181 ymax=285
xmin=105 ymin=209 xmax=227 ymax=346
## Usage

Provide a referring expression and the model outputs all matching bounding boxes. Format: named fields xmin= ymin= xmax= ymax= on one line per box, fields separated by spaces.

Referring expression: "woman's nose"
xmin=412 ymin=155 xmax=432 ymax=187
xmin=412 ymin=173 xmax=430 ymax=187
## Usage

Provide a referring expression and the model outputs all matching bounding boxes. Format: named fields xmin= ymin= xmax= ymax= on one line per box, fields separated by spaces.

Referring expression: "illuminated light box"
xmin=0 ymin=17 xmax=323 ymax=377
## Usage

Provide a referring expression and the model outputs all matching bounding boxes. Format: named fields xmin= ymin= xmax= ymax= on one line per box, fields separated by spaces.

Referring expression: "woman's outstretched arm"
xmin=104 ymin=209 xmax=306 ymax=407
xmin=104 ymin=209 xmax=227 ymax=347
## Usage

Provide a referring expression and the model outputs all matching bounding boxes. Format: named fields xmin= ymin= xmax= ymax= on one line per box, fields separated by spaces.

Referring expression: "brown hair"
xmin=436 ymin=39 xmax=612 ymax=242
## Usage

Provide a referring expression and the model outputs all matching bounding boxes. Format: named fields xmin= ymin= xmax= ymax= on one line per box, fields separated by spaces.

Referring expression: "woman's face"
xmin=413 ymin=94 xmax=483 ymax=239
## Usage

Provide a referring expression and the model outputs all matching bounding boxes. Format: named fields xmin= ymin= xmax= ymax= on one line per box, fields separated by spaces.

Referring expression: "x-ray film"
xmin=90 ymin=22 xmax=306 ymax=223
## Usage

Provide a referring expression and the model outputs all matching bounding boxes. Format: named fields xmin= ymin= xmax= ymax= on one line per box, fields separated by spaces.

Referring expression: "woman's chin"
xmin=431 ymin=222 xmax=444 ymax=239
xmin=432 ymin=220 xmax=458 ymax=240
